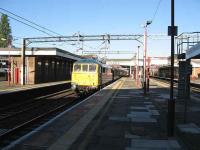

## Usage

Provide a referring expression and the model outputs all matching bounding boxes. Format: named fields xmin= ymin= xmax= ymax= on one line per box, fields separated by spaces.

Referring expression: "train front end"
xmin=71 ymin=60 xmax=99 ymax=93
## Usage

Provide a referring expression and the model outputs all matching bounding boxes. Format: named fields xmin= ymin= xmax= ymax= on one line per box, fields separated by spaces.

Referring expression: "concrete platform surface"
xmin=3 ymin=78 xmax=188 ymax=150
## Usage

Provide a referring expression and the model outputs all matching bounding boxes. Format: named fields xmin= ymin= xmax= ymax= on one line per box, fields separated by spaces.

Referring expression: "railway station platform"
xmin=0 ymin=80 xmax=71 ymax=109
xmin=0 ymin=80 xmax=71 ymax=94
xmin=3 ymin=77 xmax=188 ymax=150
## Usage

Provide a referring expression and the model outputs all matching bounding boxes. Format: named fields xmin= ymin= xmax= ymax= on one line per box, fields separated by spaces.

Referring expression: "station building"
xmin=0 ymin=47 xmax=82 ymax=84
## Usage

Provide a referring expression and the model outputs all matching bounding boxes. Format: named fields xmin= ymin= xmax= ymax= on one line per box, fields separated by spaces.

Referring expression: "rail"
xmin=150 ymin=76 xmax=200 ymax=89
xmin=0 ymin=90 xmax=79 ymax=148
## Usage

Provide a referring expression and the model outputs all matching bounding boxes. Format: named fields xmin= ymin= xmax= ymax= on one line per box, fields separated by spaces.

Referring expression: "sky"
xmin=1 ymin=0 xmax=200 ymax=59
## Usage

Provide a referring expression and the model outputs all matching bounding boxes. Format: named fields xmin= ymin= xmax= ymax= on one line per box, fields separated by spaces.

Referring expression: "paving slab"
xmin=130 ymin=118 xmax=157 ymax=123
xmin=158 ymin=93 xmax=169 ymax=99
xmin=125 ymin=133 xmax=141 ymax=139
xmin=127 ymin=111 xmax=152 ymax=118
xmin=129 ymin=139 xmax=181 ymax=149
xmin=189 ymin=106 xmax=200 ymax=112
xmin=177 ymin=123 xmax=200 ymax=134
xmin=154 ymin=98 xmax=167 ymax=102
xmin=148 ymin=109 xmax=160 ymax=116
xmin=109 ymin=116 xmax=129 ymax=122
xmin=143 ymin=102 xmax=153 ymax=104
xmin=145 ymin=104 xmax=155 ymax=109
xmin=130 ymin=106 xmax=147 ymax=110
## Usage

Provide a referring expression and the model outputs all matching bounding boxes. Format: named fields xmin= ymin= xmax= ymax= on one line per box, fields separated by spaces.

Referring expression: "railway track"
xmin=0 ymin=88 xmax=90 ymax=148
xmin=151 ymin=76 xmax=200 ymax=96
xmin=0 ymin=77 xmax=118 ymax=149
xmin=0 ymin=89 xmax=72 ymax=119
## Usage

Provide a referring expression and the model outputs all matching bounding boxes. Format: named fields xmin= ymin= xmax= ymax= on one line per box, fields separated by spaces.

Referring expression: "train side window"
xmin=82 ymin=64 xmax=88 ymax=72
xmin=74 ymin=64 xmax=81 ymax=72
xmin=102 ymin=67 xmax=106 ymax=73
xmin=89 ymin=64 xmax=96 ymax=72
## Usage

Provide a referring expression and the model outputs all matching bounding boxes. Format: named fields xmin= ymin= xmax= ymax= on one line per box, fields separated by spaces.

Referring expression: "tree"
xmin=0 ymin=14 xmax=12 ymax=48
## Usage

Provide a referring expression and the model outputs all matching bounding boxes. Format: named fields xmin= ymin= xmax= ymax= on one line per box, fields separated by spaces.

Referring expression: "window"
xmin=37 ymin=62 xmax=42 ymax=65
xmin=102 ymin=67 xmax=106 ymax=73
xmin=89 ymin=64 xmax=96 ymax=72
xmin=74 ymin=64 xmax=81 ymax=72
xmin=82 ymin=64 xmax=88 ymax=72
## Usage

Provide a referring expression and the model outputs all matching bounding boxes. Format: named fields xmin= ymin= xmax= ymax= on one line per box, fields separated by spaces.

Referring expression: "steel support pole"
xmin=168 ymin=0 xmax=175 ymax=136
xmin=143 ymin=27 xmax=147 ymax=95
xmin=136 ymin=54 xmax=138 ymax=82
xmin=137 ymin=46 xmax=140 ymax=86
xmin=21 ymin=39 xmax=26 ymax=85
xmin=147 ymin=57 xmax=150 ymax=92
xmin=183 ymin=59 xmax=191 ymax=123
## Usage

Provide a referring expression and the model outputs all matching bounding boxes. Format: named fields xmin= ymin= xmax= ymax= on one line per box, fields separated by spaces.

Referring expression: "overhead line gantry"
xmin=21 ymin=33 xmax=169 ymax=85
xmin=24 ymin=34 xmax=143 ymax=45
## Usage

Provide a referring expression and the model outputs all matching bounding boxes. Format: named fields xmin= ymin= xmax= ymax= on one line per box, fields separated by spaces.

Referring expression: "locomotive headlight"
xmin=71 ymin=83 xmax=77 ymax=90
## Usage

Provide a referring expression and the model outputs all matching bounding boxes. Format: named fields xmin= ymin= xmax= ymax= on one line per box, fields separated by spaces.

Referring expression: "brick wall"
xmin=191 ymin=67 xmax=200 ymax=80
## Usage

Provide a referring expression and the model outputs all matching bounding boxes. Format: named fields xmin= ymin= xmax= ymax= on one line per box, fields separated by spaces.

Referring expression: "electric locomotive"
xmin=71 ymin=59 xmax=125 ymax=94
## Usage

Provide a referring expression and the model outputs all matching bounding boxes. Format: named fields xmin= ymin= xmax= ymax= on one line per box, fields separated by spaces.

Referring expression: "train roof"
xmin=74 ymin=59 xmax=101 ymax=64
xmin=74 ymin=59 xmax=112 ymax=68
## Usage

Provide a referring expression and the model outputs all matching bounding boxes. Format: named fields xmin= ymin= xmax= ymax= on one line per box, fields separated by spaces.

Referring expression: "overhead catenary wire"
xmin=0 ymin=11 xmax=76 ymax=48
xmin=0 ymin=9 xmax=96 ymax=51
xmin=0 ymin=9 xmax=115 ymax=53
xmin=0 ymin=8 xmax=62 ymax=36
xmin=12 ymin=41 xmax=22 ymax=46
xmin=151 ymin=0 xmax=163 ymax=23
xmin=0 ymin=11 xmax=54 ymax=37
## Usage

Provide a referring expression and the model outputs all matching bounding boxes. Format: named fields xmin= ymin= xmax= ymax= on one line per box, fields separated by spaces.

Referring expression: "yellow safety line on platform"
xmin=48 ymin=78 xmax=125 ymax=150
xmin=76 ymin=78 xmax=125 ymax=150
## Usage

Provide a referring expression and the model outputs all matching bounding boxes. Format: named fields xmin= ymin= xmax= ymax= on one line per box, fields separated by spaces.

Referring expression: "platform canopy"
xmin=0 ymin=47 xmax=82 ymax=61
xmin=186 ymin=43 xmax=200 ymax=59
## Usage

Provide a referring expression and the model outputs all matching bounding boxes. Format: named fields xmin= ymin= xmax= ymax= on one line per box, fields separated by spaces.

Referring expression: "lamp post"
xmin=143 ymin=20 xmax=152 ymax=95
xmin=21 ymin=39 xmax=26 ymax=85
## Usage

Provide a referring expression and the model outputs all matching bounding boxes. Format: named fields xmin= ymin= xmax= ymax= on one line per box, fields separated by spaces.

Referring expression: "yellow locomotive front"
xmin=71 ymin=59 xmax=100 ymax=93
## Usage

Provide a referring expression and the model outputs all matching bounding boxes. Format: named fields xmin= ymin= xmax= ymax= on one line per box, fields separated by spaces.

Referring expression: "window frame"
xmin=89 ymin=64 xmax=97 ymax=72
xmin=82 ymin=64 xmax=89 ymax=72
xmin=73 ymin=64 xmax=82 ymax=72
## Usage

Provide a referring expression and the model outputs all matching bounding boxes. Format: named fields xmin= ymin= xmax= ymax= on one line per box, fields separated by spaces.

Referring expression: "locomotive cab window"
xmin=74 ymin=64 xmax=81 ymax=72
xmin=89 ymin=64 xmax=96 ymax=72
xmin=82 ymin=64 xmax=88 ymax=72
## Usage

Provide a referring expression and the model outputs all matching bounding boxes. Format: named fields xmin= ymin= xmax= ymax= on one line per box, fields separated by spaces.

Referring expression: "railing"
xmin=176 ymin=32 xmax=200 ymax=57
